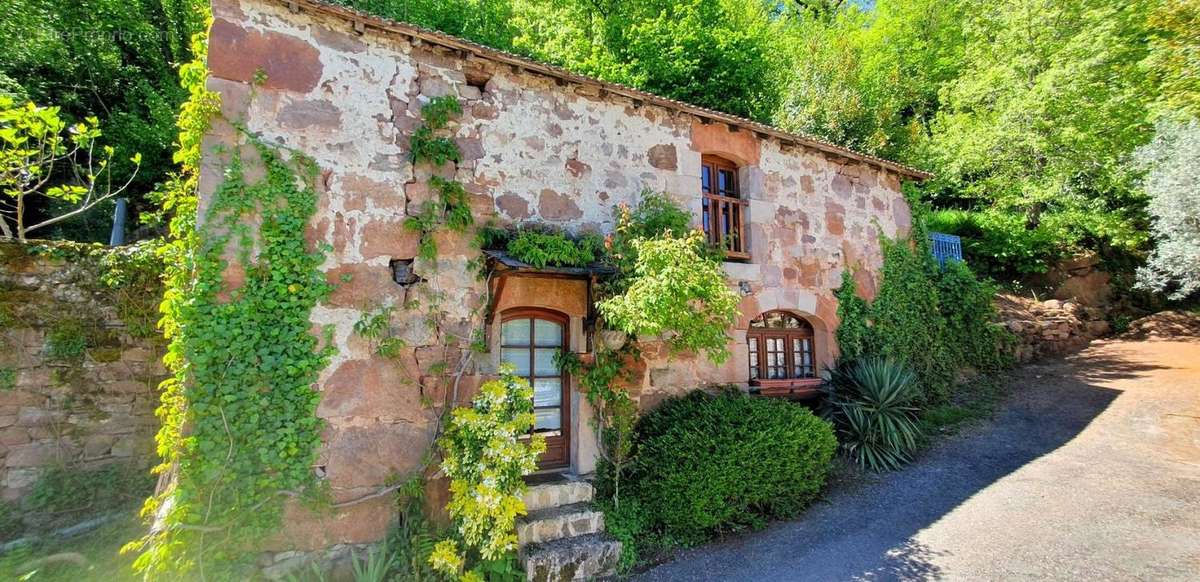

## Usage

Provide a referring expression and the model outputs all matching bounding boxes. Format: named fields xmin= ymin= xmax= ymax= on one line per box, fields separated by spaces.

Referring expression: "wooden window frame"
xmin=746 ymin=311 xmax=820 ymax=397
xmin=701 ymin=155 xmax=750 ymax=261
xmin=500 ymin=308 xmax=571 ymax=468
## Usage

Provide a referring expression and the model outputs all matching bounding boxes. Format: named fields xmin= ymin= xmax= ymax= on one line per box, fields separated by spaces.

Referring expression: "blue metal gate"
xmin=929 ymin=232 xmax=962 ymax=267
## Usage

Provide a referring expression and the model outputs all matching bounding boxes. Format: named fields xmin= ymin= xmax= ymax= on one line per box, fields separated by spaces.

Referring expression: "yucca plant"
xmin=822 ymin=357 xmax=923 ymax=471
xmin=351 ymin=541 xmax=398 ymax=582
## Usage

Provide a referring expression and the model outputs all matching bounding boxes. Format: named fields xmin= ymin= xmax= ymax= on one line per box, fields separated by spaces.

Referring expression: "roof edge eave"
xmin=258 ymin=0 xmax=933 ymax=181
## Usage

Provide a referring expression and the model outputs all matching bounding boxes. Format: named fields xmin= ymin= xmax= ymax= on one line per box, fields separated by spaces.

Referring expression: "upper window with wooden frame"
xmin=701 ymin=155 xmax=749 ymax=260
xmin=747 ymin=311 xmax=816 ymax=386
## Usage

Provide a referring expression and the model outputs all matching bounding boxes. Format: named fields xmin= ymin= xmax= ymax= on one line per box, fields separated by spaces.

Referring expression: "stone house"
xmin=202 ymin=0 xmax=929 ymax=570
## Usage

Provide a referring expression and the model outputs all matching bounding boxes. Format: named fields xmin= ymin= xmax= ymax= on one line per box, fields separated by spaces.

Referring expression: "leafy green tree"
xmin=331 ymin=0 xmax=520 ymax=51
xmin=773 ymin=0 xmax=966 ymax=159
xmin=337 ymin=0 xmax=783 ymax=121
xmin=918 ymin=0 xmax=1156 ymax=271
xmin=1144 ymin=0 xmax=1199 ymax=119
xmin=0 ymin=97 xmax=141 ymax=240
xmin=0 ymin=0 xmax=206 ymax=240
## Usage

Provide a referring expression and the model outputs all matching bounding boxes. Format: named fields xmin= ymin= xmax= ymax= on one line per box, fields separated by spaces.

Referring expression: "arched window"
xmin=701 ymin=155 xmax=749 ymax=259
xmin=500 ymin=309 xmax=570 ymax=468
xmin=747 ymin=311 xmax=815 ymax=381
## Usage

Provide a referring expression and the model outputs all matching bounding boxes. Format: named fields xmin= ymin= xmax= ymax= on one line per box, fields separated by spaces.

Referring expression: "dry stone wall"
xmin=204 ymin=0 xmax=918 ymax=552
xmin=0 ymin=243 xmax=164 ymax=504
xmin=996 ymin=295 xmax=1111 ymax=362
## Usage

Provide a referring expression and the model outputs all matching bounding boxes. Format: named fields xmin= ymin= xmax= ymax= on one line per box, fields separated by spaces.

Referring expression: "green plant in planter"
xmin=822 ymin=357 xmax=923 ymax=471
xmin=506 ymin=229 xmax=602 ymax=268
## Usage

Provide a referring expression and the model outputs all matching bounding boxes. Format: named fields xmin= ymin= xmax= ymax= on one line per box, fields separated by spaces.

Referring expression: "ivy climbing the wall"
xmin=835 ymin=194 xmax=1011 ymax=403
xmin=405 ymin=95 xmax=473 ymax=262
xmin=125 ymin=27 xmax=336 ymax=577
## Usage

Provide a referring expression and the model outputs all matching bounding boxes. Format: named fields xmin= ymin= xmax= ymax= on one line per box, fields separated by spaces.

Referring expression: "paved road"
xmin=634 ymin=339 xmax=1200 ymax=581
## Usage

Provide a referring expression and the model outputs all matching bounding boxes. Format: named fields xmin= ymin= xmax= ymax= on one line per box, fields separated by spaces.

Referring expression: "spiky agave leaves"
xmin=822 ymin=357 xmax=923 ymax=471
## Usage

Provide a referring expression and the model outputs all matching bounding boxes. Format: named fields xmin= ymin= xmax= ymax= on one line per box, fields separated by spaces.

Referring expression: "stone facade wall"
xmin=996 ymin=295 xmax=1111 ymax=363
xmin=204 ymin=0 xmax=918 ymax=552
xmin=0 ymin=243 xmax=164 ymax=503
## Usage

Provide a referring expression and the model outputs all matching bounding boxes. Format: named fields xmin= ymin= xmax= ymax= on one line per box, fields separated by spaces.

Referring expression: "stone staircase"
xmin=519 ymin=474 xmax=621 ymax=582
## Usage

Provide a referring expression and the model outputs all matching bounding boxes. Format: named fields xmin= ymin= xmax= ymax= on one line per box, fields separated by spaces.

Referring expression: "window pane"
xmin=533 ymin=378 xmax=561 ymax=408
xmin=535 ymin=408 xmax=561 ymax=431
xmin=718 ymin=169 xmax=734 ymax=195
xmin=730 ymin=204 xmax=742 ymax=251
xmin=702 ymin=198 xmax=710 ymax=236
xmin=502 ymin=319 xmax=531 ymax=345
xmin=748 ymin=338 xmax=759 ymax=380
xmin=793 ymin=338 xmax=803 ymax=378
xmin=533 ymin=348 xmax=558 ymax=376
xmin=721 ymin=201 xmax=732 ymax=242
xmin=702 ymin=165 xmax=712 ymax=193
xmin=768 ymin=363 xmax=784 ymax=379
xmin=501 ymin=348 xmax=530 ymax=376
xmin=533 ymin=319 xmax=563 ymax=347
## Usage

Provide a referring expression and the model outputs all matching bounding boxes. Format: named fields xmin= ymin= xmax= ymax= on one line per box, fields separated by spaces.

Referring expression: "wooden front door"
xmin=500 ymin=310 xmax=571 ymax=469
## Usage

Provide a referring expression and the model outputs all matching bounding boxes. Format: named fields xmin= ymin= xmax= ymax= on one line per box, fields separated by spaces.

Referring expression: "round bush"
xmin=626 ymin=390 xmax=837 ymax=545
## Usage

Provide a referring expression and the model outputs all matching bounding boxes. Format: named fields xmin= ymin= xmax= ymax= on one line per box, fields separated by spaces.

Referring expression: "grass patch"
xmin=43 ymin=320 xmax=90 ymax=362
xmin=919 ymin=374 xmax=1006 ymax=437
xmin=29 ymin=464 xmax=153 ymax=522
xmin=0 ymin=511 xmax=142 ymax=581
xmin=0 ymin=367 xmax=15 ymax=391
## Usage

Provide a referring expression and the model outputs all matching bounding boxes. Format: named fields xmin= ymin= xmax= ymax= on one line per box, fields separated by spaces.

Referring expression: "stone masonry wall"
xmin=0 ymin=243 xmax=164 ymax=504
xmin=204 ymin=0 xmax=919 ymax=553
xmin=996 ymin=295 xmax=1111 ymax=363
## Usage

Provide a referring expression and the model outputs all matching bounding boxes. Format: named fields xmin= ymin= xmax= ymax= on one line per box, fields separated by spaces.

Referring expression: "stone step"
xmin=522 ymin=533 xmax=622 ymax=582
xmin=522 ymin=477 xmax=594 ymax=512
xmin=518 ymin=502 xmax=606 ymax=547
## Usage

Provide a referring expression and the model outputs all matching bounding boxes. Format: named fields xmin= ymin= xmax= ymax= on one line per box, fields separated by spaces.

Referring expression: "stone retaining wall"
xmin=996 ymin=294 xmax=1111 ymax=363
xmin=0 ymin=242 xmax=164 ymax=504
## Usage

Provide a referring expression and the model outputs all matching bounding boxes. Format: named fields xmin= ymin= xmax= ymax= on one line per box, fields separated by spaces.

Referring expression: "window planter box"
xmin=749 ymin=378 xmax=823 ymax=399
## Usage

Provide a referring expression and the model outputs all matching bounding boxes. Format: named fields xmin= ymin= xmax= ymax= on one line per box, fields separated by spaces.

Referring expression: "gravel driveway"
xmin=634 ymin=339 xmax=1200 ymax=581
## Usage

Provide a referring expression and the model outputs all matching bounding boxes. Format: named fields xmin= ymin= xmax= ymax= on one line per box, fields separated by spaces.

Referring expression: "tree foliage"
xmin=919 ymin=0 xmax=1155 ymax=266
xmin=774 ymin=0 xmax=967 ymax=160
xmin=335 ymin=0 xmax=782 ymax=121
xmin=0 ymin=0 xmax=207 ymax=240
xmin=1145 ymin=0 xmax=1200 ymax=119
xmin=0 ymin=97 xmax=141 ymax=240
xmin=1134 ymin=120 xmax=1200 ymax=300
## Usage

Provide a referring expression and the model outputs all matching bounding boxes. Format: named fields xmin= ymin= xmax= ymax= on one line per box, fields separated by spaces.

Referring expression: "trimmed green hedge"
xmin=623 ymin=390 xmax=836 ymax=545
